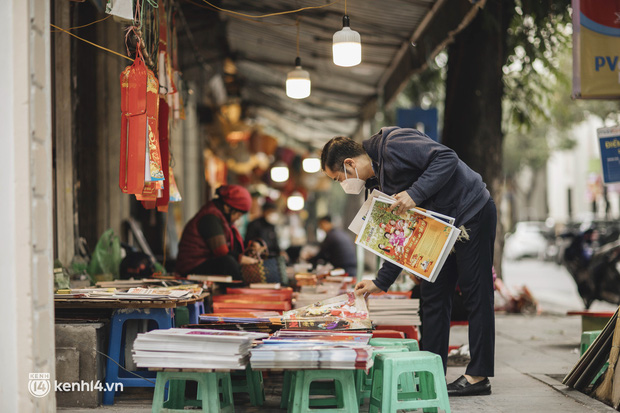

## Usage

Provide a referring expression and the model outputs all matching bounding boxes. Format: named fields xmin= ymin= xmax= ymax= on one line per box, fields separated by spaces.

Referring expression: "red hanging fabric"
xmin=119 ymin=51 xmax=148 ymax=194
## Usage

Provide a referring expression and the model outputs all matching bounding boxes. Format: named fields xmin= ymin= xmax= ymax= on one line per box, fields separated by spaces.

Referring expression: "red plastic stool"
xmin=375 ymin=325 xmax=419 ymax=340
xmin=372 ymin=330 xmax=405 ymax=339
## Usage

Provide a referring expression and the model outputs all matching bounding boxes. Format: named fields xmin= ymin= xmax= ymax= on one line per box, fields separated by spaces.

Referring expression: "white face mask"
xmin=340 ymin=163 xmax=365 ymax=195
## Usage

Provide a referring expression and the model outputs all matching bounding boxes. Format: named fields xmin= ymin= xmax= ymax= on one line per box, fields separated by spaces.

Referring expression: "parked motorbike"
xmin=562 ymin=224 xmax=620 ymax=309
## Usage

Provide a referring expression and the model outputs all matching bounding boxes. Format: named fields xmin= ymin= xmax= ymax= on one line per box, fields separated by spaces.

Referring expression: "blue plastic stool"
xmin=188 ymin=300 xmax=205 ymax=325
xmin=103 ymin=307 xmax=174 ymax=405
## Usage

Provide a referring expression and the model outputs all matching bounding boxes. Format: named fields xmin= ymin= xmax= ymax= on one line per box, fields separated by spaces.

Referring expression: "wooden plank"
xmin=564 ymin=308 xmax=618 ymax=389
xmin=52 ymin=0 xmax=75 ymax=266
xmin=54 ymin=300 xmax=177 ymax=309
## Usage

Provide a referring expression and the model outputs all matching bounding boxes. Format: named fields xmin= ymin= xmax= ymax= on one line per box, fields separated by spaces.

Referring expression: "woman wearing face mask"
xmin=176 ymin=185 xmax=258 ymax=279
xmin=245 ymin=201 xmax=282 ymax=256
xmin=320 ymin=127 xmax=497 ymax=397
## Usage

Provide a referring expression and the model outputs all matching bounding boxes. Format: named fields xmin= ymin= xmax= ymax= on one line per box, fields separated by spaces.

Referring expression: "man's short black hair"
xmin=318 ymin=215 xmax=332 ymax=223
xmin=320 ymin=136 xmax=366 ymax=172
xmin=263 ymin=201 xmax=277 ymax=212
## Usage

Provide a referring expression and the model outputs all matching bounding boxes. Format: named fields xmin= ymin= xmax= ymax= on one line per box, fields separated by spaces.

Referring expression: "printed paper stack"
xmin=211 ymin=293 xmax=292 ymax=312
xmin=250 ymin=330 xmax=373 ymax=370
xmin=132 ymin=328 xmax=267 ymax=369
xmin=368 ymin=295 xmax=420 ymax=325
xmin=350 ymin=189 xmax=461 ymax=283
xmin=281 ymin=292 xmax=372 ymax=330
xmin=293 ymin=284 xmax=343 ymax=309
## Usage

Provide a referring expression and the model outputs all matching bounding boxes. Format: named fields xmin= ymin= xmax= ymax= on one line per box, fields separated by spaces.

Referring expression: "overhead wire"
xmin=50 ymin=14 xmax=112 ymax=32
xmin=197 ymin=0 xmax=343 ymax=19
xmin=50 ymin=23 xmax=134 ymax=62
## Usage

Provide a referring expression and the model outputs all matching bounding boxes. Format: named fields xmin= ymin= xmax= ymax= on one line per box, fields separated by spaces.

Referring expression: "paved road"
xmin=501 ymin=258 xmax=617 ymax=315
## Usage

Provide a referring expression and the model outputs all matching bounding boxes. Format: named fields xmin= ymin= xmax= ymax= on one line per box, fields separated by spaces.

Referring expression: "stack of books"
xmin=293 ymin=284 xmax=343 ymax=309
xmin=368 ymin=295 xmax=420 ymax=326
xmin=211 ymin=291 xmax=293 ymax=313
xmin=250 ymin=330 xmax=373 ymax=370
xmin=132 ymin=328 xmax=267 ymax=369
xmin=282 ymin=293 xmax=372 ymax=330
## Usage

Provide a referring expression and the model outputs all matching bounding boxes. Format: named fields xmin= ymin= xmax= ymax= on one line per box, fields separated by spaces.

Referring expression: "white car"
xmin=504 ymin=221 xmax=549 ymax=260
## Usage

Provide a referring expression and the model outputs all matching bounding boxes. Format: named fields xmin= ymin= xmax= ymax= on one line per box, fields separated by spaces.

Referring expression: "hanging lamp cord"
xmin=296 ymin=18 xmax=300 ymax=58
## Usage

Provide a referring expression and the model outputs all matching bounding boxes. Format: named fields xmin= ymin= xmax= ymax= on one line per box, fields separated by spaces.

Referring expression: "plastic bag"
xmin=87 ymin=229 xmax=122 ymax=279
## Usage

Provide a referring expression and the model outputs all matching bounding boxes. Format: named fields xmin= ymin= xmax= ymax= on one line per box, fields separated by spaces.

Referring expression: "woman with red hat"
xmin=176 ymin=185 xmax=258 ymax=279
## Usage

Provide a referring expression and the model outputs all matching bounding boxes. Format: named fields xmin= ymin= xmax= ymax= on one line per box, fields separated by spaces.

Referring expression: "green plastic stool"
xmin=369 ymin=337 xmax=420 ymax=352
xmin=580 ymin=330 xmax=602 ymax=355
xmin=152 ymin=371 xmax=234 ymax=413
xmin=369 ymin=351 xmax=451 ymax=413
xmin=288 ymin=369 xmax=359 ymax=413
xmin=355 ymin=345 xmax=411 ymax=405
xmin=281 ymin=370 xmax=344 ymax=409
xmin=581 ymin=330 xmax=607 ymax=385
xmin=174 ymin=306 xmax=190 ymax=327
xmin=231 ymin=365 xmax=264 ymax=406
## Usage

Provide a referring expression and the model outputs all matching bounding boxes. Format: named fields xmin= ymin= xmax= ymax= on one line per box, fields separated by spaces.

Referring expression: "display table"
xmin=55 ymin=299 xmax=179 ymax=405
xmin=567 ymin=310 xmax=615 ymax=332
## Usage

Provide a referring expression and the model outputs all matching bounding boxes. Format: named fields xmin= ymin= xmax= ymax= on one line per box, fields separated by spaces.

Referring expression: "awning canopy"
xmin=178 ymin=0 xmax=483 ymax=148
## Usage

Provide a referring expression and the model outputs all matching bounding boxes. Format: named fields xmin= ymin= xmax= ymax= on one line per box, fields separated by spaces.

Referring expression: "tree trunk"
xmin=442 ymin=0 xmax=514 ymax=277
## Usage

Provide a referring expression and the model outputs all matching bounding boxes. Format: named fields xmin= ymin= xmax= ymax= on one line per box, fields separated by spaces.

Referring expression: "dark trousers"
xmin=420 ymin=197 xmax=497 ymax=377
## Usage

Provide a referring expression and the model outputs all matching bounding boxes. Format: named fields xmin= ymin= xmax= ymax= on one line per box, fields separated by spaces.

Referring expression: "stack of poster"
xmin=250 ymin=330 xmax=373 ymax=370
xmin=281 ymin=292 xmax=372 ymax=330
xmin=132 ymin=328 xmax=267 ymax=369
xmin=367 ymin=295 xmax=420 ymax=326
xmin=293 ymin=284 xmax=344 ymax=309
xmin=350 ymin=190 xmax=461 ymax=283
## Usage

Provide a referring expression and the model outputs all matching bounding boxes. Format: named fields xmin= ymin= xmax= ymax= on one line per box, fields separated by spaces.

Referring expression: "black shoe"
xmin=447 ymin=375 xmax=491 ymax=396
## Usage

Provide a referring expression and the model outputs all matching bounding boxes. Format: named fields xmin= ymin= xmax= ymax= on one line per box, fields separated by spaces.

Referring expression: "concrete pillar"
xmin=0 ymin=0 xmax=55 ymax=411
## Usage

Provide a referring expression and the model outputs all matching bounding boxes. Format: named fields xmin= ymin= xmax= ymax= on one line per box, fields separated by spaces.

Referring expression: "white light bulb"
xmin=271 ymin=166 xmax=289 ymax=183
xmin=286 ymin=57 xmax=311 ymax=99
xmin=302 ymin=158 xmax=321 ymax=173
xmin=287 ymin=193 xmax=305 ymax=211
xmin=333 ymin=16 xmax=361 ymax=67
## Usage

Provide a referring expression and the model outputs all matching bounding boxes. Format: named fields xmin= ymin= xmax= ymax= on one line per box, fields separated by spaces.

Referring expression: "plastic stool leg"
xmin=281 ymin=370 xmax=293 ymax=409
xmin=163 ymin=379 xmax=186 ymax=409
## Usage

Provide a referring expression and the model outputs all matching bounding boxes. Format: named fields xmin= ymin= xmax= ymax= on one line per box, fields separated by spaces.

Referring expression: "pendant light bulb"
xmin=287 ymin=192 xmax=305 ymax=211
xmin=333 ymin=15 xmax=361 ymax=67
xmin=286 ymin=57 xmax=311 ymax=99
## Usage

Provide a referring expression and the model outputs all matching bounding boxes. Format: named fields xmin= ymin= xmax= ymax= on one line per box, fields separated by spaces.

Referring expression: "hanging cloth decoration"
xmin=137 ymin=69 xmax=163 ymax=207
xmin=168 ymin=166 xmax=182 ymax=203
xmin=119 ymin=44 xmax=164 ymax=201
xmin=156 ymin=98 xmax=171 ymax=212
xmin=119 ymin=46 xmax=148 ymax=195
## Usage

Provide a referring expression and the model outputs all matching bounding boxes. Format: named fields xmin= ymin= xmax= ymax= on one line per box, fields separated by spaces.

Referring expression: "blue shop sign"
xmin=598 ymin=126 xmax=620 ymax=184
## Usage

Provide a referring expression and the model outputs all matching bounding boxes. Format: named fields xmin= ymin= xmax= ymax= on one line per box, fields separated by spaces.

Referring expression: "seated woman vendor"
xmin=176 ymin=185 xmax=258 ymax=280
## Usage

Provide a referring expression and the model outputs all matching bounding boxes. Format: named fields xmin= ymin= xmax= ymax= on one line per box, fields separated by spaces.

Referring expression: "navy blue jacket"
xmin=310 ymin=228 xmax=357 ymax=277
xmin=362 ymin=126 xmax=490 ymax=290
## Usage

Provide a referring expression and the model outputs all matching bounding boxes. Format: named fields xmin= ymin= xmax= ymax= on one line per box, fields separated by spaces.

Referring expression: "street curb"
xmin=529 ymin=373 xmax=618 ymax=412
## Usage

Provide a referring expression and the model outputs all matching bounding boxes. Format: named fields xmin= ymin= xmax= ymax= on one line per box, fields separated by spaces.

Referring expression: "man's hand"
xmin=240 ymin=255 xmax=259 ymax=265
xmin=354 ymin=280 xmax=382 ymax=297
xmin=390 ymin=191 xmax=416 ymax=216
